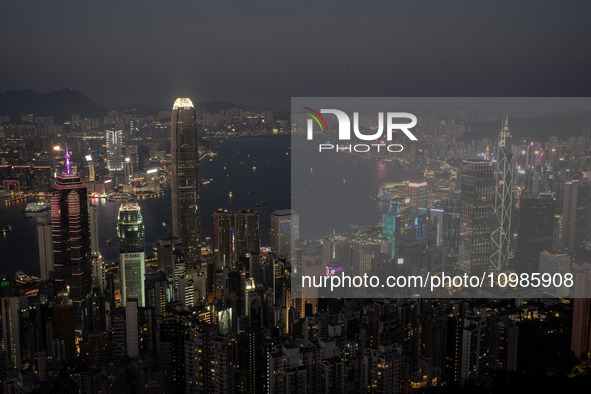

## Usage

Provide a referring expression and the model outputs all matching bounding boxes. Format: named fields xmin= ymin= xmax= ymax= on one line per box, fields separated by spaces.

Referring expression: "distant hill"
xmin=462 ymin=111 xmax=591 ymax=142
xmin=0 ymin=89 xmax=250 ymax=123
xmin=0 ymin=89 xmax=107 ymax=122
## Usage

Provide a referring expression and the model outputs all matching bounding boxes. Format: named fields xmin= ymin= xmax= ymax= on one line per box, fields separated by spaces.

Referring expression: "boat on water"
xmin=107 ymin=193 xmax=133 ymax=202
xmin=255 ymin=200 xmax=267 ymax=207
xmin=23 ymin=202 xmax=50 ymax=213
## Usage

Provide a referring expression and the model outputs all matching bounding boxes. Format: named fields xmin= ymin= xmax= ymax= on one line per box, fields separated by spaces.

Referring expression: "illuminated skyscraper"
xmin=212 ymin=209 xmax=233 ymax=269
xmin=106 ymin=130 xmax=123 ymax=171
xmin=171 ymin=98 xmax=200 ymax=266
xmin=117 ymin=203 xmax=146 ymax=307
xmin=408 ymin=181 xmax=428 ymax=210
xmin=459 ymin=160 xmax=494 ymax=275
xmin=212 ymin=209 xmax=260 ymax=269
xmin=234 ymin=209 xmax=260 ymax=262
xmin=51 ymin=146 xmax=91 ymax=334
xmin=490 ymin=117 xmax=515 ymax=272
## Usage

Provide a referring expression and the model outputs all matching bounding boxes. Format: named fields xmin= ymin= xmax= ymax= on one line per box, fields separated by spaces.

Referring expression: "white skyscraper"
xmin=118 ymin=203 xmax=146 ymax=307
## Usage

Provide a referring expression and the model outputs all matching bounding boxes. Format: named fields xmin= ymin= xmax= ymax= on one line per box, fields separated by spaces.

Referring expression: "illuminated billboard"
xmin=217 ymin=307 xmax=232 ymax=335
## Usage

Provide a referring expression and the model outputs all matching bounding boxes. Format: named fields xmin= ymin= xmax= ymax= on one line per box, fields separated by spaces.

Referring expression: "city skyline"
xmin=2 ymin=96 xmax=591 ymax=391
xmin=4 ymin=0 xmax=591 ymax=391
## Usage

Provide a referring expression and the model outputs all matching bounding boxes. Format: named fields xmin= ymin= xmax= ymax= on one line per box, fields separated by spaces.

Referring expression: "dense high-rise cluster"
xmin=2 ymin=102 xmax=591 ymax=392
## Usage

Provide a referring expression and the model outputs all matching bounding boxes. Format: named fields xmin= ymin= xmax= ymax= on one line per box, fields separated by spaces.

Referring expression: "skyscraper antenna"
xmin=65 ymin=142 xmax=71 ymax=174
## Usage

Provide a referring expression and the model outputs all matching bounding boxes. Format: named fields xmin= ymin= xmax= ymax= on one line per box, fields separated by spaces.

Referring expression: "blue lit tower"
xmin=382 ymin=202 xmax=400 ymax=258
xmin=490 ymin=116 xmax=515 ymax=272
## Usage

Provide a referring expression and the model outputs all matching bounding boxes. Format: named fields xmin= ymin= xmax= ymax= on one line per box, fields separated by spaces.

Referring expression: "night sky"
xmin=2 ymin=0 xmax=591 ymax=111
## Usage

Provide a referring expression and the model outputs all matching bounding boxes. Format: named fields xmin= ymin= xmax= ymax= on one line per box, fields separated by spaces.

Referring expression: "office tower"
xmin=144 ymin=271 xmax=168 ymax=318
xmin=87 ymin=162 xmax=96 ymax=181
xmin=124 ymin=157 xmax=133 ymax=180
xmin=212 ymin=209 xmax=260 ymax=269
xmin=54 ymin=299 xmax=76 ymax=360
xmin=156 ymin=236 xmax=184 ymax=301
xmin=212 ymin=209 xmax=234 ymax=269
xmin=408 ymin=181 xmax=428 ymax=210
xmin=493 ymin=317 xmax=518 ymax=373
xmin=236 ymin=329 xmax=265 ymax=394
xmin=351 ymin=238 xmax=382 ymax=276
xmin=321 ymin=358 xmax=346 ymax=393
xmin=234 ymin=209 xmax=260 ymax=261
xmin=561 ymin=180 xmax=591 ymax=253
xmin=112 ymin=309 xmax=127 ymax=358
xmin=37 ymin=224 xmax=54 ymax=281
xmin=170 ymin=98 xmax=200 ymax=266
xmin=322 ymin=235 xmax=351 ymax=267
xmin=178 ymin=277 xmax=194 ymax=308
xmin=361 ymin=344 xmax=402 ymax=393
xmin=571 ymin=263 xmax=591 ymax=359
xmin=226 ymin=270 xmax=246 ymax=316
xmin=515 ymin=195 xmax=554 ymax=272
xmin=158 ymin=310 xmax=187 ymax=392
xmin=0 ymin=297 xmax=20 ymax=369
xmin=459 ymin=308 xmax=490 ymax=383
xmin=539 ymin=251 xmax=572 ymax=297
xmin=125 ymin=299 xmax=139 ymax=358
xmin=185 ymin=323 xmax=218 ymax=393
xmin=51 ymin=147 xmax=91 ymax=334
xmin=117 ymin=203 xmax=146 ymax=307
xmin=106 ymin=130 xmax=123 ymax=171
xmin=87 ymin=288 xmax=108 ymax=333
xmin=490 ymin=117 xmax=515 ymax=272
xmin=270 ymin=209 xmax=299 ymax=260
xmin=459 ymin=160 xmax=494 ymax=275
xmin=91 ymin=254 xmax=105 ymax=294
xmin=79 ymin=333 xmax=110 ymax=367
xmin=89 ymin=203 xmax=99 ymax=256
xmin=210 ymin=336 xmax=235 ymax=392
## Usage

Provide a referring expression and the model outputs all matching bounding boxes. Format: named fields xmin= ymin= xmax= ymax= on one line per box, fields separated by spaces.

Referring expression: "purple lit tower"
xmin=51 ymin=144 xmax=91 ymax=336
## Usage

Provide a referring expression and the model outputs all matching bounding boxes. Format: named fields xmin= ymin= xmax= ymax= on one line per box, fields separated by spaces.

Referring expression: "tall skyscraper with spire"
xmin=171 ymin=98 xmax=200 ymax=266
xmin=490 ymin=116 xmax=515 ymax=272
xmin=51 ymin=144 xmax=91 ymax=335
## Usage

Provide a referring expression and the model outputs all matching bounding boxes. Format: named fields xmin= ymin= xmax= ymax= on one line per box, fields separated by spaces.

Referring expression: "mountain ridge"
xmin=0 ymin=89 xmax=243 ymax=122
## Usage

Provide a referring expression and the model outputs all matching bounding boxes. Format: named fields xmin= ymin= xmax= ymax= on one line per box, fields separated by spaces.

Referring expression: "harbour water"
xmin=0 ymin=135 xmax=411 ymax=275
xmin=0 ymin=136 xmax=291 ymax=274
